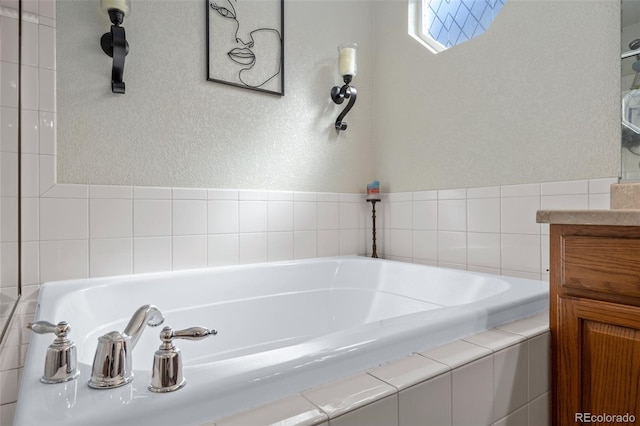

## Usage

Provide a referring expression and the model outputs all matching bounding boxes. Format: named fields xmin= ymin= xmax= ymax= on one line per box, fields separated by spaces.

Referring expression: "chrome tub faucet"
xmin=89 ymin=304 xmax=164 ymax=389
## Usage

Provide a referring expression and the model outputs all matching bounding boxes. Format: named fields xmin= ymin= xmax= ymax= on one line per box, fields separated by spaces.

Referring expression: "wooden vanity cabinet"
xmin=550 ymin=224 xmax=640 ymax=425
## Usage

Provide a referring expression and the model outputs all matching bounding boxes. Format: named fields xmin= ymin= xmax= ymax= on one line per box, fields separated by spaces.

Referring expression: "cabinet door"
xmin=555 ymin=297 xmax=640 ymax=425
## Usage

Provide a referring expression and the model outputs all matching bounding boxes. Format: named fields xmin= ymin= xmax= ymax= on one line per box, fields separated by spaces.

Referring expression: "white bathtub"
xmin=15 ymin=256 xmax=548 ymax=426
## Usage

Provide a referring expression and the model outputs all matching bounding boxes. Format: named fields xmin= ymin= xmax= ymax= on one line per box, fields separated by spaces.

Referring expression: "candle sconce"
xmin=331 ymin=43 xmax=358 ymax=131
xmin=100 ymin=0 xmax=130 ymax=94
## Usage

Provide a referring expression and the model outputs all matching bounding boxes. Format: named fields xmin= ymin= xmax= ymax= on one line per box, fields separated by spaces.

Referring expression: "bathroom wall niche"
xmin=0 ymin=2 xmax=22 ymax=343
xmin=622 ymin=0 xmax=640 ymax=181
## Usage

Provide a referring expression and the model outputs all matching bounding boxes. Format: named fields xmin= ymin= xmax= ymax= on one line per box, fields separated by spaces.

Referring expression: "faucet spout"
xmin=123 ymin=304 xmax=164 ymax=349
xmin=88 ymin=304 xmax=165 ymax=389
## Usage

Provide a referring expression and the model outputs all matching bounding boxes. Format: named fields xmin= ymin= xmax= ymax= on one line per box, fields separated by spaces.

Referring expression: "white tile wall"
xmin=133 ymin=199 xmax=171 ymax=237
xmin=40 ymin=198 xmax=88 ymax=240
xmin=239 ymin=200 xmax=268 ymax=232
xmin=39 ymin=239 xmax=88 ymax=281
xmin=21 ymin=109 xmax=38 ymax=153
xmin=438 ymin=231 xmax=467 ymax=266
xmin=317 ymin=198 xmax=340 ymax=230
xmin=529 ymin=392 xmax=551 ymax=426
xmin=528 ymin=332 xmax=550 ymax=400
xmin=397 ymin=372 xmax=452 ymax=426
xmin=1 ymin=152 xmax=18 ymax=196
xmin=90 ymin=198 xmax=132 ymax=238
xmin=494 ymin=404 xmax=528 ymax=426
xmin=20 ymin=64 xmax=37 ymax=110
xmin=452 ymin=355 xmax=494 ymax=425
xmin=468 ymin=232 xmax=500 ymax=270
xmin=172 ymin=200 xmax=207 ymax=235
xmin=1 ymin=107 xmax=19 ymax=152
xmin=268 ymin=201 xmax=293 ymax=232
xmin=438 ymin=199 xmax=467 ymax=232
xmin=468 ymin=197 xmax=500 ymax=233
xmin=208 ymin=200 xmax=239 ymax=234
xmin=294 ymin=200 xmax=317 ymax=231
xmin=173 ymin=235 xmax=207 ymax=270
xmin=21 ymin=20 xmax=37 ymax=67
xmin=493 ymin=342 xmax=529 ymax=421
xmin=268 ymin=232 xmax=294 ymax=262
xmin=1 ymin=61 xmax=19 ymax=107
xmin=212 ymin=394 xmax=328 ymax=426
xmin=412 ymin=198 xmax=437 ymax=230
xmin=501 ymin=196 xmax=540 ymax=235
xmin=39 ymin=111 xmax=55 ymax=155
xmin=329 ymin=395 xmax=398 ymax=426
xmin=208 ymin=234 xmax=239 ymax=267
xmin=133 ymin=236 xmax=172 ymax=273
xmin=89 ymin=238 xmax=132 ymax=277
xmin=380 ymin=177 xmax=618 ymax=279
xmin=239 ymin=232 xmax=268 ymax=264
xmin=1 ymin=198 xmax=18 ymax=241
xmin=294 ymin=231 xmax=317 ymax=259
xmin=0 ymin=16 xmax=19 ymax=64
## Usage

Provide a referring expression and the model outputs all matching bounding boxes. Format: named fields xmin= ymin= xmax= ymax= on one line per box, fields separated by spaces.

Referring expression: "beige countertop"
xmin=536 ymin=209 xmax=640 ymax=226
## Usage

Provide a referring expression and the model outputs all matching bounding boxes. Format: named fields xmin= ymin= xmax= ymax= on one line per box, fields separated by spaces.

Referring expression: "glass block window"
xmin=409 ymin=0 xmax=506 ymax=54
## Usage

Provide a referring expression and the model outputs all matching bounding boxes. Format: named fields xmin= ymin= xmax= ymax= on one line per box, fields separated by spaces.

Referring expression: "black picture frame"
xmin=206 ymin=0 xmax=284 ymax=96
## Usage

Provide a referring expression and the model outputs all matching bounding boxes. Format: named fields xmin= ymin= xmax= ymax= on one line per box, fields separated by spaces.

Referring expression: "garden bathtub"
xmin=15 ymin=256 xmax=548 ymax=425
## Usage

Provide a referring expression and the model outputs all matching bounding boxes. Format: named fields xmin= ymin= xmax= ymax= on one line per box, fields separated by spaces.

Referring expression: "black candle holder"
xmin=366 ymin=198 xmax=381 ymax=258
xmin=101 ymin=8 xmax=129 ymax=94
xmin=331 ymin=74 xmax=357 ymax=131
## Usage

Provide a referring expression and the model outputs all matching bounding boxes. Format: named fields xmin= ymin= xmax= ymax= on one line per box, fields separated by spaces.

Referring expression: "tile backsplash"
xmin=30 ymin=185 xmax=369 ymax=283
xmin=22 ymin=176 xmax=617 ymax=289
xmin=379 ymin=177 xmax=617 ymax=281
xmin=2 ymin=177 xmax=616 ymax=424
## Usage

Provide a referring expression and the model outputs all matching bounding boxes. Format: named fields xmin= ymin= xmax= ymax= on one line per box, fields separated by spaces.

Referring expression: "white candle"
xmin=338 ymin=43 xmax=358 ymax=77
xmin=101 ymin=0 xmax=129 ymax=16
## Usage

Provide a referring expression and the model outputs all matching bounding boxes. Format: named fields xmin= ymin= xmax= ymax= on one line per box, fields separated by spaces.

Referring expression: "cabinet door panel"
xmin=582 ymin=320 xmax=640 ymax=415
xmin=555 ymin=297 xmax=640 ymax=425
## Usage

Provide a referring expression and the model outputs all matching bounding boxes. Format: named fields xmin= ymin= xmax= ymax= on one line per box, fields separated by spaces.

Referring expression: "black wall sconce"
xmin=100 ymin=0 xmax=130 ymax=94
xmin=330 ymin=43 xmax=358 ymax=131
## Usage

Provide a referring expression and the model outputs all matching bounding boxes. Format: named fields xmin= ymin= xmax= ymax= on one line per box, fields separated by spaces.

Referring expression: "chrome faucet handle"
xmin=165 ymin=326 xmax=217 ymax=341
xmin=27 ymin=321 xmax=80 ymax=384
xmin=148 ymin=326 xmax=217 ymax=393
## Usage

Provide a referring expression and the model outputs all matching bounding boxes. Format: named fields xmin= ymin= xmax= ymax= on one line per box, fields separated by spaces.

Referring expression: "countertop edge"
xmin=536 ymin=209 xmax=640 ymax=226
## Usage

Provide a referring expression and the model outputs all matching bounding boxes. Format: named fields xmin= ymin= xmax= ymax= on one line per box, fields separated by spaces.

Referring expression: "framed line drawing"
xmin=206 ymin=0 xmax=284 ymax=96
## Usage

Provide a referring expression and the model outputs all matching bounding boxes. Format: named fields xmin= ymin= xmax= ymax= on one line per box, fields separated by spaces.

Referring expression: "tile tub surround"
xmin=0 ymin=177 xmax=617 ymax=423
xmin=210 ymin=312 xmax=550 ymax=426
xmin=377 ymin=177 xmax=617 ymax=280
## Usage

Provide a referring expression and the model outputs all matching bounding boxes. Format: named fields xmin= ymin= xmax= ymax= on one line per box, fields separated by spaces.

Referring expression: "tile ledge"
xmin=207 ymin=314 xmax=551 ymax=425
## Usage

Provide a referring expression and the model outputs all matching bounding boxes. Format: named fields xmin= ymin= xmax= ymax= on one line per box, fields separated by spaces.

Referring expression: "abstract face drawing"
xmin=208 ymin=0 xmax=283 ymax=93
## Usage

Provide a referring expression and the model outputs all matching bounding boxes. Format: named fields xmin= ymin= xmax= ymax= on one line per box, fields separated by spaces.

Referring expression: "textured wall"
xmin=373 ymin=0 xmax=621 ymax=192
xmin=56 ymin=0 xmax=375 ymax=192
xmin=58 ymin=0 xmax=621 ymax=193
